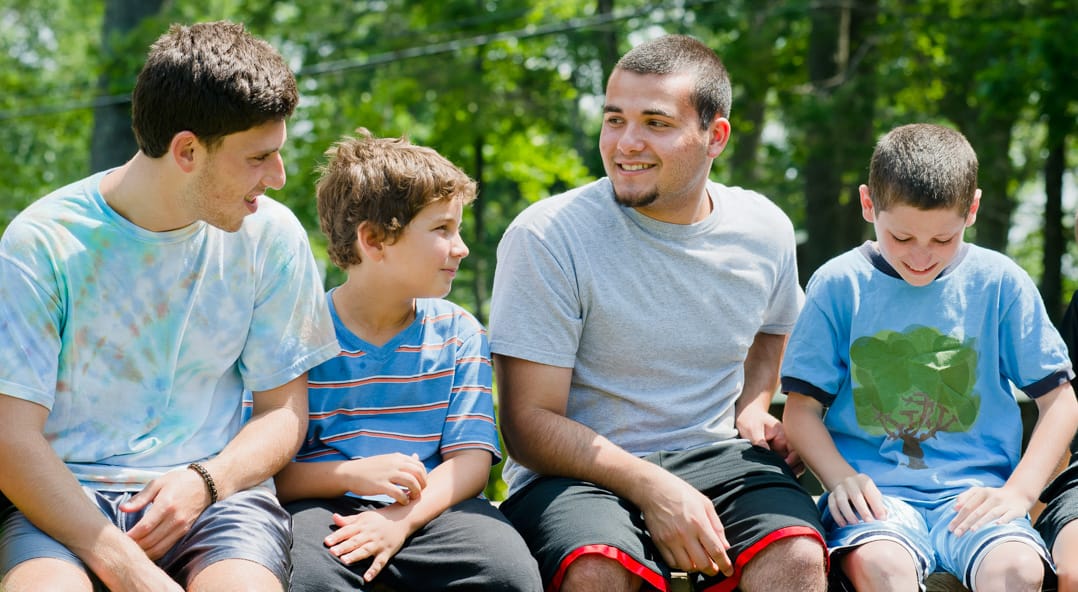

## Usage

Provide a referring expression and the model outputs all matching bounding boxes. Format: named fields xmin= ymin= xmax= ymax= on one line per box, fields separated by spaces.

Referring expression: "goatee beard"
xmin=613 ymin=190 xmax=659 ymax=208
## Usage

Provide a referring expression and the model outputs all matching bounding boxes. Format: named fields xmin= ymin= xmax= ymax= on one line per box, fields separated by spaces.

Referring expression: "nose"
xmin=909 ymin=243 xmax=933 ymax=268
xmin=452 ymin=232 xmax=469 ymax=259
xmin=263 ymin=153 xmax=286 ymax=190
xmin=616 ymin=124 xmax=646 ymax=154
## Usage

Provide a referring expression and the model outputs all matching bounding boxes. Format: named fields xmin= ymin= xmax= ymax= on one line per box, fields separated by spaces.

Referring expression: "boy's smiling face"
xmin=383 ymin=196 xmax=470 ymax=298
xmin=861 ymin=185 xmax=980 ymax=287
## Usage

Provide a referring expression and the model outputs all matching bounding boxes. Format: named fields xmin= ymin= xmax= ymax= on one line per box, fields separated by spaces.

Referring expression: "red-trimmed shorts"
xmin=499 ymin=442 xmax=825 ymax=591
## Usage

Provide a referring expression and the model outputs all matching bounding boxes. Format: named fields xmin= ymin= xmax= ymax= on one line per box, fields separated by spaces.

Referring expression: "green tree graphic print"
xmin=850 ymin=325 xmax=981 ymax=469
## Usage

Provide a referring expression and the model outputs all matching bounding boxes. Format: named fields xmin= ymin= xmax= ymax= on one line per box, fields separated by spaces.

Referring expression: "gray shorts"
xmin=0 ymin=487 xmax=291 ymax=588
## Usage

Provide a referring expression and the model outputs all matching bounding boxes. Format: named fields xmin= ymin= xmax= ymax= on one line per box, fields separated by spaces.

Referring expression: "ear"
xmin=170 ymin=131 xmax=201 ymax=174
xmin=355 ymin=221 xmax=386 ymax=262
xmin=706 ymin=117 xmax=731 ymax=159
xmin=859 ymin=184 xmax=876 ymax=222
xmin=965 ymin=189 xmax=981 ymax=227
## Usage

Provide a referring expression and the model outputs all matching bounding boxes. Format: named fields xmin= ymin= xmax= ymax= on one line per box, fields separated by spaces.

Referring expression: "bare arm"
xmin=0 ymin=394 xmax=181 ymax=592
xmin=323 ymin=449 xmax=493 ymax=582
xmin=495 ymin=354 xmax=731 ymax=576
xmin=123 ymin=373 xmax=309 ymax=558
xmin=275 ymin=453 xmax=428 ymax=506
xmin=735 ymin=333 xmax=798 ymax=468
xmin=783 ymin=392 xmax=887 ymax=525
xmin=950 ymin=382 xmax=1078 ymax=535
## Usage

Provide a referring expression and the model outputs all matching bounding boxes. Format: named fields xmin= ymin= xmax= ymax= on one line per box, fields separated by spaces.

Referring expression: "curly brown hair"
xmin=316 ymin=129 xmax=477 ymax=269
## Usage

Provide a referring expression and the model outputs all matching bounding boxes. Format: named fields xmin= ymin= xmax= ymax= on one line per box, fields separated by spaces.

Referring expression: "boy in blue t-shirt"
xmin=781 ymin=123 xmax=1078 ymax=591
xmin=275 ymin=130 xmax=541 ymax=591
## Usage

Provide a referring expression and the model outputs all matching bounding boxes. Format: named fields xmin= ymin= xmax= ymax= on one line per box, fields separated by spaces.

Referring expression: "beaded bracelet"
xmin=187 ymin=462 xmax=218 ymax=505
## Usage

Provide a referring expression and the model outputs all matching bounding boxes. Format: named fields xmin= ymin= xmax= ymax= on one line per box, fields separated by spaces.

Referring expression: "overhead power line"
xmin=0 ymin=2 xmax=683 ymax=122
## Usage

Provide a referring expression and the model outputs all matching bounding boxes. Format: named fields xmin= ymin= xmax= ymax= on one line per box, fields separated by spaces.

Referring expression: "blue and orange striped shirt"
xmin=298 ymin=292 xmax=500 ymax=478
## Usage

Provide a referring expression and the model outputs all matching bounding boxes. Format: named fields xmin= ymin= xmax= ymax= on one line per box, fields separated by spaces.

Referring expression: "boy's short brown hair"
xmin=316 ymin=129 xmax=477 ymax=269
xmin=868 ymin=123 xmax=978 ymax=216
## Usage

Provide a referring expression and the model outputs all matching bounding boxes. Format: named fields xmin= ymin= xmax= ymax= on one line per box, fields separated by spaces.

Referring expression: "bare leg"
xmin=1 ymin=557 xmax=94 ymax=592
xmin=739 ymin=535 xmax=827 ymax=592
xmin=188 ymin=558 xmax=283 ymax=592
xmin=971 ymin=540 xmax=1042 ymax=592
xmin=560 ymin=554 xmax=644 ymax=592
xmin=840 ymin=540 xmax=919 ymax=592
xmin=1055 ymin=521 xmax=1078 ymax=592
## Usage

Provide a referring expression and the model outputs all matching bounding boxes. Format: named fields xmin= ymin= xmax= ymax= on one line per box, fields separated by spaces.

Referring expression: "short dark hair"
xmin=316 ymin=129 xmax=478 ymax=269
xmin=132 ymin=21 xmax=298 ymax=157
xmin=868 ymin=123 xmax=978 ymax=216
xmin=614 ymin=34 xmax=732 ymax=130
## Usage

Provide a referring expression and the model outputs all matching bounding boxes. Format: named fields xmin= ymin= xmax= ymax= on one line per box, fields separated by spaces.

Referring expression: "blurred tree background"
xmin=2 ymin=0 xmax=1075 ymax=498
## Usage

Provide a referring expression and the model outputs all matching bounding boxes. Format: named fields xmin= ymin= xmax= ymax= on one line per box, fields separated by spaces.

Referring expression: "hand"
xmin=343 ymin=454 xmax=427 ymax=505
xmin=637 ymin=470 xmax=731 ymax=576
xmin=827 ymin=474 xmax=887 ymax=527
xmin=950 ymin=486 xmax=1031 ymax=536
xmin=325 ymin=509 xmax=410 ymax=582
xmin=735 ymin=406 xmax=803 ymax=474
xmin=120 ymin=468 xmax=211 ymax=559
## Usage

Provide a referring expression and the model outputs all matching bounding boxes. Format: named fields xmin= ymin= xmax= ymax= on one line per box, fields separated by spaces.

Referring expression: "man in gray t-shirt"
xmin=489 ymin=35 xmax=827 ymax=592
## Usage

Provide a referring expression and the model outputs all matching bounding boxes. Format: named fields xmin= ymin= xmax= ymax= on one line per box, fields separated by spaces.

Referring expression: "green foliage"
xmin=2 ymin=0 xmax=1076 ymax=490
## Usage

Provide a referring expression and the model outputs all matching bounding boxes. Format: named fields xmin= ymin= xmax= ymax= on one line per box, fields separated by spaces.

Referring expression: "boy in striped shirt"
xmin=276 ymin=130 xmax=541 ymax=591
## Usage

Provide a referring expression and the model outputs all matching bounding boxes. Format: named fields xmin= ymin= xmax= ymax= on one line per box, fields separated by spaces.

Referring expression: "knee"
xmin=1 ymin=559 xmax=94 ymax=592
xmin=841 ymin=541 xmax=916 ymax=583
xmin=973 ymin=542 xmax=1043 ymax=592
xmin=741 ymin=536 xmax=826 ymax=592
xmin=561 ymin=554 xmax=642 ymax=592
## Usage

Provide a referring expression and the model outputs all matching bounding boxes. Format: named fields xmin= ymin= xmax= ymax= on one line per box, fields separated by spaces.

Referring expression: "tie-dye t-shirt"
xmin=0 ymin=171 xmax=339 ymax=489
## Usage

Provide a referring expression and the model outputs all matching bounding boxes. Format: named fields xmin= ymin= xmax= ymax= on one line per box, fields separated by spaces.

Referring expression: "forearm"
xmin=378 ymin=450 xmax=490 ymax=534
xmin=1006 ymin=385 xmax=1078 ymax=505
xmin=205 ymin=374 xmax=308 ymax=499
xmin=504 ymin=405 xmax=668 ymax=506
xmin=735 ymin=332 xmax=786 ymax=418
xmin=274 ymin=460 xmax=352 ymax=503
xmin=783 ymin=394 xmax=858 ymax=490
xmin=0 ymin=399 xmax=152 ymax=585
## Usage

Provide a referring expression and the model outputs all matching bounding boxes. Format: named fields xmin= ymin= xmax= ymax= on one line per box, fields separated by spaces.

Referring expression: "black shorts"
xmin=1037 ymin=454 xmax=1078 ymax=551
xmin=499 ymin=443 xmax=825 ymax=591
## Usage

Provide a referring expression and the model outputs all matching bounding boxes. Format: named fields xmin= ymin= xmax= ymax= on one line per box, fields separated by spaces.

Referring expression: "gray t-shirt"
xmin=489 ymin=177 xmax=802 ymax=494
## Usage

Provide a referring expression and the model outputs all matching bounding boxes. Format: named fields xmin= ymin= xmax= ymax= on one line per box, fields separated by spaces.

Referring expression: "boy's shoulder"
xmin=417 ymin=298 xmax=487 ymax=333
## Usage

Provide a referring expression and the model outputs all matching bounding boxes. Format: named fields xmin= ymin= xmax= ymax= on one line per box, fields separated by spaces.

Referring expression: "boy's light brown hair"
xmin=868 ymin=123 xmax=978 ymax=216
xmin=316 ymin=128 xmax=477 ymax=269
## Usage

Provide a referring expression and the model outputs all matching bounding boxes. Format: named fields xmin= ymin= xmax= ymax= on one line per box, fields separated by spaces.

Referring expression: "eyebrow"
xmin=603 ymin=105 xmax=676 ymax=119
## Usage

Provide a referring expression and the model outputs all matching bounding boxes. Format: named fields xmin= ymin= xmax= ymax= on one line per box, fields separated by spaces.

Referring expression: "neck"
xmin=333 ymin=278 xmax=416 ymax=347
xmin=101 ymin=153 xmax=193 ymax=231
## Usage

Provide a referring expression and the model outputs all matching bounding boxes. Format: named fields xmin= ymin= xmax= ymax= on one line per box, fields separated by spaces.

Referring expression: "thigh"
xmin=286 ymin=496 xmax=378 ymax=592
xmin=931 ymin=499 xmax=1050 ymax=588
xmin=160 ymin=487 xmax=291 ymax=589
xmin=499 ymin=477 xmax=668 ymax=590
xmin=1037 ymin=458 xmax=1078 ymax=552
xmin=656 ymin=444 xmax=825 ymax=564
xmin=382 ymin=497 xmax=542 ymax=591
xmin=823 ymin=494 xmax=936 ymax=583
xmin=0 ymin=489 xmax=112 ymax=590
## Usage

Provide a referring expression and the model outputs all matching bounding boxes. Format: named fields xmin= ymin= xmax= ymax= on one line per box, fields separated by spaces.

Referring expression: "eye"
xmin=892 ymin=235 xmax=911 ymax=243
xmin=933 ymin=238 xmax=954 ymax=245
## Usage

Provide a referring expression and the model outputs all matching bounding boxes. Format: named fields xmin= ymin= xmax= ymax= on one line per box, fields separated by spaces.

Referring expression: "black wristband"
xmin=187 ymin=462 xmax=218 ymax=505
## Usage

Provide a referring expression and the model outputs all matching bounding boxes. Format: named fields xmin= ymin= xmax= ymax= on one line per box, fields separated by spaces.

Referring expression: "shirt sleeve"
xmin=239 ymin=210 xmax=339 ymax=393
xmin=440 ymin=316 xmax=500 ymax=463
xmin=488 ymin=221 xmax=582 ymax=368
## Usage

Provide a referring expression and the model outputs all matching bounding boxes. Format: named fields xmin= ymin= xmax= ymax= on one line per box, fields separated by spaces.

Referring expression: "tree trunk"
xmin=801 ymin=0 xmax=879 ymax=280
xmin=1042 ymin=139 xmax=1065 ymax=322
xmin=90 ymin=0 xmax=164 ymax=171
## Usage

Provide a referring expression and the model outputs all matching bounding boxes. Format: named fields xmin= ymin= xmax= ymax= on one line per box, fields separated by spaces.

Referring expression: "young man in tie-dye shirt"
xmin=276 ymin=130 xmax=541 ymax=592
xmin=0 ymin=22 xmax=338 ymax=592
